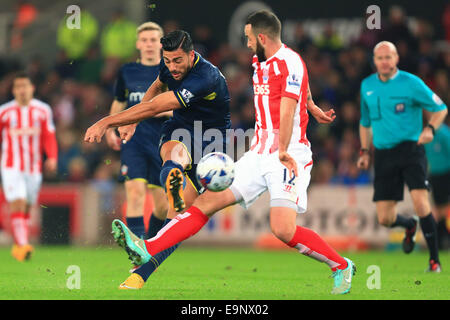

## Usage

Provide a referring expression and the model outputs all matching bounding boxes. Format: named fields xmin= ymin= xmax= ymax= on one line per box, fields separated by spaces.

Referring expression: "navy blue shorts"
xmin=159 ymin=119 xmax=229 ymax=193
xmin=119 ymin=123 xmax=163 ymax=188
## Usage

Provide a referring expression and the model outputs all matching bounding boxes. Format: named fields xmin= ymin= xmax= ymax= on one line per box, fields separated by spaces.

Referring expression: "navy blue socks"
xmin=134 ymin=219 xmax=180 ymax=281
xmin=147 ymin=214 xmax=166 ymax=239
xmin=126 ymin=216 xmax=146 ymax=239
xmin=159 ymin=160 xmax=186 ymax=190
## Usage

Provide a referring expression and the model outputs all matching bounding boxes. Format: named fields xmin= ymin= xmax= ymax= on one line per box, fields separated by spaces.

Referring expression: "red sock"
xmin=145 ymin=206 xmax=209 ymax=256
xmin=287 ymin=226 xmax=347 ymax=271
xmin=11 ymin=212 xmax=28 ymax=246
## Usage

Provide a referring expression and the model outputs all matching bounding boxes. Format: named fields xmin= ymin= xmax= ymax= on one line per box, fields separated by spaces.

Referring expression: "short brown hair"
xmin=246 ymin=10 xmax=281 ymax=40
xmin=136 ymin=21 xmax=164 ymax=37
xmin=13 ymin=71 xmax=32 ymax=84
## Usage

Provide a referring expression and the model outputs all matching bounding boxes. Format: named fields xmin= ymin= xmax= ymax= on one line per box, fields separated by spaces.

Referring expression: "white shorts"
xmin=1 ymin=169 xmax=42 ymax=204
xmin=230 ymin=145 xmax=313 ymax=213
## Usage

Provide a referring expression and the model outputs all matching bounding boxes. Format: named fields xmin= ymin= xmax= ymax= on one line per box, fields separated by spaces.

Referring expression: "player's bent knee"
xmin=271 ymin=224 xmax=296 ymax=243
xmin=270 ymin=206 xmax=297 ymax=243
xmin=125 ymin=181 xmax=146 ymax=197
xmin=378 ymin=215 xmax=395 ymax=227
xmin=9 ymin=199 xmax=27 ymax=212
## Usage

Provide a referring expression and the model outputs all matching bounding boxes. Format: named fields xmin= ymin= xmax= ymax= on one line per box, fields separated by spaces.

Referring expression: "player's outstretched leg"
xmin=112 ymin=219 xmax=152 ymax=266
xmin=272 ymin=208 xmax=356 ymax=295
xmin=119 ymin=243 xmax=180 ymax=289
xmin=285 ymin=225 xmax=356 ymax=295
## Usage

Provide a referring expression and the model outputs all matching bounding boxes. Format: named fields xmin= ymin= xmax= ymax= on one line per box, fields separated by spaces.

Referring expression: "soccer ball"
xmin=196 ymin=152 xmax=235 ymax=192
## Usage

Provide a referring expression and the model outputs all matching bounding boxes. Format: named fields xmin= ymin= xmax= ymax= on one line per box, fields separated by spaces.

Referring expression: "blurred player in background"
xmin=105 ymin=22 xmax=170 ymax=258
xmin=108 ymin=11 xmax=356 ymax=295
xmin=0 ymin=72 xmax=58 ymax=261
xmin=357 ymin=41 xmax=448 ymax=272
xmin=85 ymin=30 xmax=232 ymax=289
xmin=424 ymin=123 xmax=450 ymax=249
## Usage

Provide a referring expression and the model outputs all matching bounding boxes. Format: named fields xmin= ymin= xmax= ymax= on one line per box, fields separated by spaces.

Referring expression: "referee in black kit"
xmin=357 ymin=41 xmax=448 ymax=272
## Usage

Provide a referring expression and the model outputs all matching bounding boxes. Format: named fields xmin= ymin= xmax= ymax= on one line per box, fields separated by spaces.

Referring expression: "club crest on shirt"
xmin=395 ymin=103 xmax=405 ymax=113
xmin=121 ymin=165 xmax=128 ymax=176
xmin=263 ymin=68 xmax=269 ymax=82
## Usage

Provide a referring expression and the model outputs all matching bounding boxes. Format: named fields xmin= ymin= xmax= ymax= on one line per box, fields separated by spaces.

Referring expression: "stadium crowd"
xmin=0 ymin=4 xmax=449 ymax=189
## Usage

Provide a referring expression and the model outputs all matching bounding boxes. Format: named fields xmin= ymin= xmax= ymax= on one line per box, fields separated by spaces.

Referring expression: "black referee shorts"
xmin=429 ymin=171 xmax=450 ymax=206
xmin=373 ymin=141 xmax=429 ymax=202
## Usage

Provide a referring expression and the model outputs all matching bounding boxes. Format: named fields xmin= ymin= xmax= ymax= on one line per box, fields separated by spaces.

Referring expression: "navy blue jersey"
xmin=114 ymin=61 xmax=167 ymax=139
xmin=114 ymin=61 xmax=166 ymax=186
xmin=158 ymin=52 xmax=231 ymax=130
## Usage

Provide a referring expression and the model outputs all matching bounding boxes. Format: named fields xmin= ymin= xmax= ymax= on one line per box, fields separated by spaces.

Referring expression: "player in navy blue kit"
xmin=104 ymin=22 xmax=170 ymax=266
xmin=85 ymin=30 xmax=231 ymax=289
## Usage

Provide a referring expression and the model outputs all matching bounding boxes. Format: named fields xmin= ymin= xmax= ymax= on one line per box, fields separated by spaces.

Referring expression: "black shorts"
xmin=373 ymin=141 xmax=429 ymax=202
xmin=429 ymin=171 xmax=450 ymax=206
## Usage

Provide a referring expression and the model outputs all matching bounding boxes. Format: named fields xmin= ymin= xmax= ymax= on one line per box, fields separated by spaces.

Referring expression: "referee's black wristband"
xmin=426 ymin=123 xmax=435 ymax=136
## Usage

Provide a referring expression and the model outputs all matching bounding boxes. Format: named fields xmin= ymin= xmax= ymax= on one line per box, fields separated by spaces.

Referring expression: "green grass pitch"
xmin=0 ymin=246 xmax=448 ymax=300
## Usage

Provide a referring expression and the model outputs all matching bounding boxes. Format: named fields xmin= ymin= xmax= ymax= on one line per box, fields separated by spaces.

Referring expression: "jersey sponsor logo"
xmin=180 ymin=89 xmax=194 ymax=103
xmin=253 ymin=84 xmax=270 ymax=95
xmin=287 ymin=74 xmax=300 ymax=87
xmin=395 ymin=103 xmax=405 ymax=113
xmin=9 ymin=127 xmax=41 ymax=136
xmin=129 ymin=91 xmax=145 ymax=102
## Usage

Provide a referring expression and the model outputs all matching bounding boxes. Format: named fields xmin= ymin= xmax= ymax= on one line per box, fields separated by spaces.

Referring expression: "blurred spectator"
xmin=90 ymin=162 xmax=116 ymax=213
xmin=67 ymin=157 xmax=88 ymax=183
xmin=294 ymin=23 xmax=313 ymax=53
xmin=192 ymin=25 xmax=217 ymax=60
xmin=442 ymin=4 xmax=450 ymax=42
xmin=314 ymin=23 xmax=343 ymax=54
xmin=311 ymin=159 xmax=335 ymax=184
xmin=57 ymin=10 xmax=99 ymax=60
xmin=10 ymin=0 xmax=38 ymax=51
xmin=379 ymin=6 xmax=416 ymax=51
xmin=163 ymin=19 xmax=180 ymax=35
xmin=100 ymin=11 xmax=138 ymax=60
xmin=51 ymin=79 xmax=78 ymax=129
xmin=330 ymin=101 xmax=359 ymax=141
xmin=26 ymin=55 xmax=46 ymax=85
xmin=76 ymin=46 xmax=103 ymax=84
xmin=57 ymin=128 xmax=82 ymax=178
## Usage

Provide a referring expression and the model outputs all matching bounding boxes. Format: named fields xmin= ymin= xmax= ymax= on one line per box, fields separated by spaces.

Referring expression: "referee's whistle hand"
xmin=417 ymin=128 xmax=434 ymax=145
xmin=357 ymin=155 xmax=370 ymax=170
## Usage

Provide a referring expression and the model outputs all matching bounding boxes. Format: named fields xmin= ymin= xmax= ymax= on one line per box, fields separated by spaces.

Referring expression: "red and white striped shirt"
xmin=250 ymin=44 xmax=309 ymax=155
xmin=0 ymin=98 xmax=58 ymax=174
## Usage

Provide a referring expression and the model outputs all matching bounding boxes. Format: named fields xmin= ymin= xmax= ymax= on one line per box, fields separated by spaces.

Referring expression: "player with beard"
xmin=85 ymin=30 xmax=232 ymax=289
